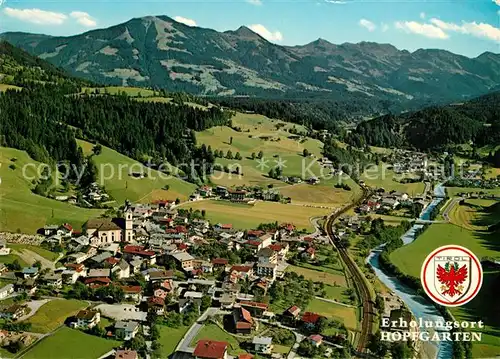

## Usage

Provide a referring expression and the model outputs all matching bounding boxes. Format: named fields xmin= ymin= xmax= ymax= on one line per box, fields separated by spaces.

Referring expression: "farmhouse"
xmin=73 ymin=310 xmax=100 ymax=329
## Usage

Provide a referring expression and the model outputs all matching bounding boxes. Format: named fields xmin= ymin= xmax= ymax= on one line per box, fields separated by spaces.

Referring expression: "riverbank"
xmin=367 ymin=184 xmax=453 ymax=359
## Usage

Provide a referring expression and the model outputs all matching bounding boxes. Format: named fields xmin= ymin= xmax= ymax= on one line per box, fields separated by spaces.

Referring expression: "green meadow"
xmin=0 ymin=147 xmax=102 ymax=233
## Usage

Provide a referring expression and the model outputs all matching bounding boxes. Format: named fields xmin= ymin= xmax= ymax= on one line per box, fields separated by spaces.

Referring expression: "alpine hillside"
xmin=1 ymin=15 xmax=500 ymax=107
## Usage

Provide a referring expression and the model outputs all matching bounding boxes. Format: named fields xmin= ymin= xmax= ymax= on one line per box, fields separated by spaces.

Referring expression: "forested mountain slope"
xmin=348 ymin=92 xmax=500 ymax=151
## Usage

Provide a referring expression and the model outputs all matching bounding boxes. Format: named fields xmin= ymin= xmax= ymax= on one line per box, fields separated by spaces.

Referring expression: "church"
xmin=84 ymin=208 xmax=134 ymax=245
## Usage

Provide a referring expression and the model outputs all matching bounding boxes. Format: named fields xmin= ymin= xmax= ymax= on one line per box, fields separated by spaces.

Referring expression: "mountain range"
xmin=1 ymin=15 xmax=500 ymax=106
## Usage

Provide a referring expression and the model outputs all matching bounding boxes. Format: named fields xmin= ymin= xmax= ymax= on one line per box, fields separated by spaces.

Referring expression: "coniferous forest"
xmin=0 ymin=84 xmax=232 ymax=182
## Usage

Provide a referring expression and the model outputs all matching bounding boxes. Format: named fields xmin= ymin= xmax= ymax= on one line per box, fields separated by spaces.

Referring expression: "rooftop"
xmin=193 ymin=340 xmax=228 ymax=359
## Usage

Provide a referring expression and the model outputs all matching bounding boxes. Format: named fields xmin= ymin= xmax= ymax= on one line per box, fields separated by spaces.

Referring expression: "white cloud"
xmin=381 ymin=23 xmax=389 ymax=32
xmin=395 ymin=21 xmax=449 ymax=39
xmin=248 ymin=24 xmax=283 ymax=42
xmin=70 ymin=11 xmax=96 ymax=27
xmin=174 ymin=16 xmax=197 ymax=27
xmin=493 ymin=0 xmax=500 ymax=6
xmin=430 ymin=18 xmax=500 ymax=42
xmin=3 ymin=7 xmax=67 ymax=25
xmin=324 ymin=0 xmax=347 ymax=3
xmin=246 ymin=0 xmax=262 ymax=5
xmin=359 ymin=18 xmax=376 ymax=32
xmin=420 ymin=12 xmax=426 ymax=19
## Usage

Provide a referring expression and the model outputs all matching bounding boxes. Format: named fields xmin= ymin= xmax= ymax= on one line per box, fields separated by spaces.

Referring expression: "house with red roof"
xmin=84 ymin=277 xmax=111 ymax=289
xmin=214 ymin=223 xmax=233 ymax=232
xmin=120 ymin=285 xmax=142 ymax=303
xmin=229 ymin=265 xmax=253 ymax=281
xmin=308 ymin=334 xmax=323 ymax=347
xmin=232 ymin=306 xmax=253 ymax=334
xmin=147 ymin=296 xmax=165 ymax=315
xmin=280 ymin=223 xmax=296 ymax=232
xmin=193 ymin=340 xmax=228 ymax=359
xmin=301 ymin=312 xmax=324 ymax=330
xmin=268 ymin=243 xmax=289 ymax=261
xmin=211 ymin=258 xmax=229 ymax=269
xmin=239 ymin=301 xmax=268 ymax=318
xmin=282 ymin=305 xmax=301 ymax=325
xmin=123 ymin=245 xmax=156 ymax=265
xmin=302 ymin=246 xmax=316 ymax=260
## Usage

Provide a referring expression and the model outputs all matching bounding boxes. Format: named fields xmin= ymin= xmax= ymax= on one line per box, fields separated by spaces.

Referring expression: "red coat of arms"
xmin=421 ymin=245 xmax=482 ymax=307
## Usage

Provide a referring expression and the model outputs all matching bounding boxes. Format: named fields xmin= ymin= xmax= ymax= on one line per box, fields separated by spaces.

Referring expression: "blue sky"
xmin=0 ymin=0 xmax=499 ymax=57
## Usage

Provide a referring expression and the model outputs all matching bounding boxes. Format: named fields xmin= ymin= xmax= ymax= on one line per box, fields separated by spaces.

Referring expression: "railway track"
xmin=324 ymin=186 xmax=374 ymax=355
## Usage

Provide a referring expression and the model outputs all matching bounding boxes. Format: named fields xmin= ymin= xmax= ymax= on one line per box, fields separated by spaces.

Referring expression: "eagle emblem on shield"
xmin=421 ymin=245 xmax=483 ymax=307
xmin=434 ymin=256 xmax=471 ymax=304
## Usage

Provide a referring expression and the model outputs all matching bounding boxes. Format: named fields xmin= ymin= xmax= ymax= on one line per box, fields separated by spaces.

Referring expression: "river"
xmin=367 ymin=184 xmax=454 ymax=359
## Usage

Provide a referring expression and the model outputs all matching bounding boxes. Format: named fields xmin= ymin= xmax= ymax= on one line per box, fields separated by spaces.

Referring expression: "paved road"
xmin=175 ymin=308 xmax=228 ymax=353
xmin=442 ymin=197 xmax=460 ymax=222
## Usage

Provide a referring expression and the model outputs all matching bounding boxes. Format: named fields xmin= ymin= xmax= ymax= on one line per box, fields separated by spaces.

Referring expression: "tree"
xmin=251 ymin=152 xmax=256 ymax=160
xmin=201 ymin=210 xmax=206 ymax=218
xmin=235 ymin=152 xmax=242 ymax=160
xmin=229 ymin=136 xmax=233 ymax=145
xmin=34 ymin=260 xmax=42 ymax=269
xmin=268 ymin=168 xmax=276 ymax=179
xmin=92 ymin=144 xmax=102 ymax=156
xmin=8 ymin=259 xmax=22 ymax=271
xmin=201 ymin=295 xmax=212 ymax=312
xmin=257 ymin=151 xmax=264 ymax=159
xmin=175 ymin=198 xmax=181 ymax=205
xmin=303 ymin=148 xmax=310 ymax=157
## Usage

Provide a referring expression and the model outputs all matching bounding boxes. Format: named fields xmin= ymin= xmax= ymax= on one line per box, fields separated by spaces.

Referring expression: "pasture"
xmin=0 ymin=147 xmax=103 ymax=234
xmin=78 ymin=140 xmax=196 ymax=204
xmin=390 ymin=223 xmax=500 ymax=278
xmin=158 ymin=325 xmax=190 ymax=356
xmin=179 ymin=200 xmax=330 ymax=231
xmin=22 ymin=327 xmax=120 ymax=359
xmin=24 ymin=299 xmax=88 ymax=333
xmin=197 ymin=112 xmax=358 ymax=207
xmin=286 ymin=264 xmax=347 ymax=287
xmin=306 ymin=298 xmax=358 ymax=331
xmin=361 ymin=164 xmax=425 ymax=195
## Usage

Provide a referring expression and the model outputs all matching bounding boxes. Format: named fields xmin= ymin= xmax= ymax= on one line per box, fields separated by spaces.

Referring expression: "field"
xmin=485 ymin=167 xmax=500 ymax=180
xmin=8 ymin=244 xmax=59 ymax=262
xmin=390 ymin=223 xmax=499 ymax=278
xmin=22 ymin=326 xmax=120 ymax=359
xmin=180 ymin=200 xmax=331 ymax=231
xmin=24 ymin=299 xmax=88 ymax=333
xmin=286 ymin=264 xmax=347 ymax=287
xmin=192 ymin=323 xmax=247 ymax=355
xmin=78 ymin=140 xmax=196 ymax=204
xmin=306 ymin=298 xmax=358 ymax=331
xmin=447 ymin=187 xmax=500 ymax=197
xmin=196 ymin=111 xmax=359 ymax=207
xmin=448 ymin=200 xmax=500 ymax=231
xmin=361 ymin=164 xmax=425 ymax=195
xmin=0 ymin=147 xmax=103 ymax=234
xmin=158 ymin=324 xmax=190 ymax=356
xmin=0 ymin=254 xmax=28 ymax=267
